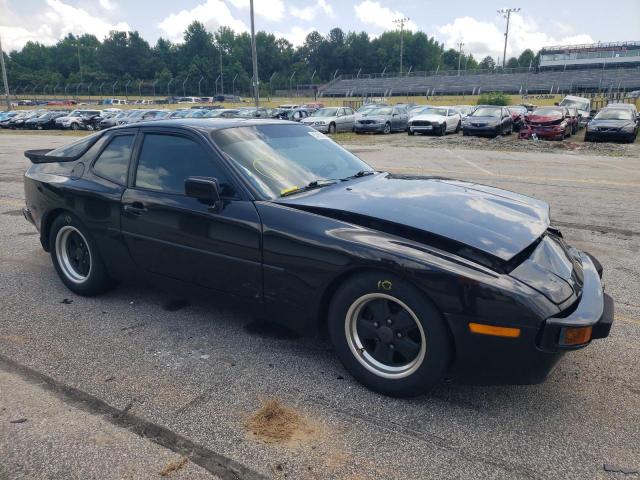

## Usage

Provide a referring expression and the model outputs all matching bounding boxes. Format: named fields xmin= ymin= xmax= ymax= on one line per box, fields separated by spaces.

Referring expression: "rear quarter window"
xmin=92 ymin=135 xmax=135 ymax=185
xmin=45 ymin=132 xmax=102 ymax=158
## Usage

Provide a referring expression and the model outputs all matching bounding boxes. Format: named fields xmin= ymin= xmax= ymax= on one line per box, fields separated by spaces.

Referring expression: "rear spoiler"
xmin=24 ymin=149 xmax=74 ymax=164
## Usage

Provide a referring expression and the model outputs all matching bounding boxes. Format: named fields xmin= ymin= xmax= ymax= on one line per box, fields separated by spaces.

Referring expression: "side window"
xmin=92 ymin=134 xmax=135 ymax=185
xmin=135 ymin=134 xmax=230 ymax=195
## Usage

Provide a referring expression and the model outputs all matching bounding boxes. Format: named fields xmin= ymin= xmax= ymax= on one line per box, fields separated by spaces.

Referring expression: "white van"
xmin=559 ymin=95 xmax=591 ymax=126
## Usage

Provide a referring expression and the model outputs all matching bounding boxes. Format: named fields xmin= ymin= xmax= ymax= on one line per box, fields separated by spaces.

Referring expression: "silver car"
xmin=353 ymin=106 xmax=409 ymax=134
xmin=301 ymin=107 xmax=355 ymax=133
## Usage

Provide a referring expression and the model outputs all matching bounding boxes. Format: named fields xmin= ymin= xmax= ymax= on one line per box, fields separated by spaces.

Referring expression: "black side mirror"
xmin=185 ymin=176 xmax=222 ymax=210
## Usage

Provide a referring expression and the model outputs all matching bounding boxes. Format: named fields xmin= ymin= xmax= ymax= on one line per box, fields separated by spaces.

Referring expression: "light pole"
xmin=219 ymin=44 xmax=224 ymax=96
xmin=498 ymin=8 xmax=520 ymax=68
xmin=289 ymin=71 xmax=295 ymax=101
xmin=86 ymin=82 xmax=92 ymax=101
xmin=393 ymin=17 xmax=410 ymax=74
xmin=250 ymin=0 xmax=259 ymax=107
xmin=182 ymin=73 xmax=191 ymax=97
xmin=112 ymin=80 xmax=118 ymax=97
xmin=167 ymin=78 xmax=174 ymax=98
xmin=124 ymin=80 xmax=131 ymax=100
xmin=77 ymin=37 xmax=83 ymax=84
xmin=98 ymin=82 xmax=104 ymax=99
xmin=269 ymin=72 xmax=276 ymax=98
xmin=457 ymin=42 xmax=464 ymax=76
xmin=0 ymin=34 xmax=11 ymax=110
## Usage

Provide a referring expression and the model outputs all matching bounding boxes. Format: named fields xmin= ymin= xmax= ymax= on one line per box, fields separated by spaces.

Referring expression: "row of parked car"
xmin=1 ymin=100 xmax=637 ymax=143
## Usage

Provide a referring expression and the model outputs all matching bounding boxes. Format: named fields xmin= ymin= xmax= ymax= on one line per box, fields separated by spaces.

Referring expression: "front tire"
xmin=70 ymin=122 xmax=79 ymax=131
xmin=328 ymin=272 xmax=451 ymax=397
xmin=50 ymin=213 xmax=114 ymax=296
xmin=383 ymin=122 xmax=391 ymax=134
xmin=328 ymin=123 xmax=336 ymax=134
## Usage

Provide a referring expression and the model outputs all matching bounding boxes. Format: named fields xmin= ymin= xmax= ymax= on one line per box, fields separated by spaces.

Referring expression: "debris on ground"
xmin=9 ymin=418 xmax=28 ymax=424
xmin=60 ymin=298 xmax=73 ymax=304
xmin=159 ymin=457 xmax=188 ymax=476
xmin=246 ymin=399 xmax=316 ymax=444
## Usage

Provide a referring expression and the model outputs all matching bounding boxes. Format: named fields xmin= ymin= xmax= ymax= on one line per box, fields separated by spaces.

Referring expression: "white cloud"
xmin=437 ymin=14 xmax=593 ymax=62
xmin=0 ymin=0 xmax=130 ymax=52
xmin=290 ymin=0 xmax=335 ymax=21
xmin=157 ymin=0 xmax=247 ymax=42
xmin=274 ymin=26 xmax=314 ymax=47
xmin=99 ymin=0 xmax=116 ymax=10
xmin=353 ymin=1 xmax=417 ymax=32
xmin=227 ymin=0 xmax=285 ymax=22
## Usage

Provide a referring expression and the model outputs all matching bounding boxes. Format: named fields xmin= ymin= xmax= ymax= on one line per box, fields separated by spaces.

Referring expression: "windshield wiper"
xmin=280 ymin=179 xmax=340 ymax=197
xmin=341 ymin=170 xmax=377 ymax=181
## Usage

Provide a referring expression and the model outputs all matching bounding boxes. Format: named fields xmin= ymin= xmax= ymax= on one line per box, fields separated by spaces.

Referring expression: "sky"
xmin=1 ymin=0 xmax=639 ymax=63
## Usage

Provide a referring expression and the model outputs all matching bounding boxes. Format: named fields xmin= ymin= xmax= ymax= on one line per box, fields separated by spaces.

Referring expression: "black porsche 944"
xmin=22 ymin=119 xmax=614 ymax=396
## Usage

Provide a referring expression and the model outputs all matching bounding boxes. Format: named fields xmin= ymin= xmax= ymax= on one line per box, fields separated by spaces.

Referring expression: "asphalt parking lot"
xmin=1 ymin=132 xmax=639 ymax=480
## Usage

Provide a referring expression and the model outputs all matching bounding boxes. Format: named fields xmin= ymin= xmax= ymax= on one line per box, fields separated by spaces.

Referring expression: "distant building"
xmin=539 ymin=41 xmax=640 ymax=70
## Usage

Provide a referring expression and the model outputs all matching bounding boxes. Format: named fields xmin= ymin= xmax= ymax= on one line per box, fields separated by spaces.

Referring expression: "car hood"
xmin=410 ymin=114 xmax=446 ymax=122
xmin=277 ymin=173 xmax=550 ymax=264
xmin=302 ymin=116 xmax=335 ymax=123
xmin=466 ymin=116 xmax=500 ymax=123
xmin=359 ymin=114 xmax=390 ymax=121
xmin=527 ymin=113 xmax=563 ymax=123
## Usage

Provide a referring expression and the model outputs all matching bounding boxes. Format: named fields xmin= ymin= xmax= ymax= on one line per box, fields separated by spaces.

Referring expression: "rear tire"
xmin=328 ymin=123 xmax=336 ymax=134
xmin=49 ymin=213 xmax=114 ymax=296
xmin=70 ymin=123 xmax=79 ymax=131
xmin=328 ymin=272 xmax=451 ymax=397
xmin=407 ymin=130 xmax=414 ymax=136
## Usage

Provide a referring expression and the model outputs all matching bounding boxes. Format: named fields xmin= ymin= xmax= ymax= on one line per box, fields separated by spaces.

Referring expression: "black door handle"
xmin=123 ymin=202 xmax=147 ymax=216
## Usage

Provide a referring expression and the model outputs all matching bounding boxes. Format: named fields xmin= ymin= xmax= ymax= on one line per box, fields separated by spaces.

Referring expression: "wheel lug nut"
xmin=389 ymin=344 xmax=395 ymax=349
xmin=396 ymin=332 xmax=402 ymax=338
xmin=373 ymin=322 xmax=379 ymax=327
xmin=386 ymin=319 xmax=392 ymax=325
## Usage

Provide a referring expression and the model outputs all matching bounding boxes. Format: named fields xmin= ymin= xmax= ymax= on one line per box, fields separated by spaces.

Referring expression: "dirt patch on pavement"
xmin=246 ymin=399 xmax=316 ymax=444
xmin=159 ymin=457 xmax=189 ymax=476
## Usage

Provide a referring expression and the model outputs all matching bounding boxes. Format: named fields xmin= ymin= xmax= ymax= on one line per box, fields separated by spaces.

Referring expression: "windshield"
xmin=559 ymin=98 xmax=589 ymax=111
xmin=471 ymin=107 xmax=502 ymax=117
xmin=357 ymin=105 xmax=377 ymax=113
xmin=595 ymin=109 xmax=634 ymax=120
xmin=313 ymin=108 xmax=338 ymax=117
xmin=211 ymin=124 xmax=371 ymax=199
xmin=420 ymin=107 xmax=447 ymax=116
xmin=533 ymin=107 xmax=563 ymax=116
xmin=367 ymin=107 xmax=392 ymax=116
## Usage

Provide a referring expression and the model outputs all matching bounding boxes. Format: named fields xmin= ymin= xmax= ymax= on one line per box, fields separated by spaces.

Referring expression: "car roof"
xmin=110 ymin=117 xmax=295 ymax=132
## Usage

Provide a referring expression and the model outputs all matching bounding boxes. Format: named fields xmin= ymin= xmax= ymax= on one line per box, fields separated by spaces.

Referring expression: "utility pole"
xmin=0 ymin=34 xmax=11 ymax=110
xmin=393 ymin=17 xmax=410 ymax=74
xmin=77 ymin=37 xmax=83 ymax=83
xmin=457 ymin=42 xmax=464 ymax=76
xmin=249 ymin=0 xmax=259 ymax=107
xmin=498 ymin=8 xmax=520 ymax=68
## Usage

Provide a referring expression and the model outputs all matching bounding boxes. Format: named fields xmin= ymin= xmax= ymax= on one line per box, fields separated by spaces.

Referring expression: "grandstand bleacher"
xmin=320 ymin=67 xmax=640 ymax=97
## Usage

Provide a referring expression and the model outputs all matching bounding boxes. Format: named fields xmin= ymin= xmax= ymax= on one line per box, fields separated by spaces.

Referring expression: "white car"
xmin=300 ymin=107 xmax=355 ymax=134
xmin=55 ymin=110 xmax=101 ymax=130
xmin=407 ymin=106 xmax=462 ymax=136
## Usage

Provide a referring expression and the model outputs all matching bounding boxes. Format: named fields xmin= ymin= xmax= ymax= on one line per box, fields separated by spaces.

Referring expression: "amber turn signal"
xmin=562 ymin=326 xmax=592 ymax=346
xmin=468 ymin=323 xmax=521 ymax=338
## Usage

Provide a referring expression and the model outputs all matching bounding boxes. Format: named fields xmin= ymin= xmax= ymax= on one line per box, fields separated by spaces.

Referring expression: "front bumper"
xmin=539 ymin=252 xmax=613 ymax=351
xmin=354 ymin=123 xmax=385 ymax=132
xmin=462 ymin=125 xmax=500 ymax=136
xmin=445 ymin=251 xmax=613 ymax=385
xmin=303 ymin=123 xmax=329 ymax=133
xmin=519 ymin=125 xmax=565 ymax=139
xmin=585 ymin=130 xmax=633 ymax=142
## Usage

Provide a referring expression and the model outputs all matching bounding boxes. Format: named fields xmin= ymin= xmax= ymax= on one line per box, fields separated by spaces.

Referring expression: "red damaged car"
xmin=507 ymin=106 xmax=528 ymax=132
xmin=519 ymin=106 xmax=573 ymax=140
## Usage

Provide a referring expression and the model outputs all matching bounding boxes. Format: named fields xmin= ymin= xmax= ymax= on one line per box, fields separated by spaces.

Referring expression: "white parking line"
xmin=446 ymin=149 xmax=494 ymax=176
